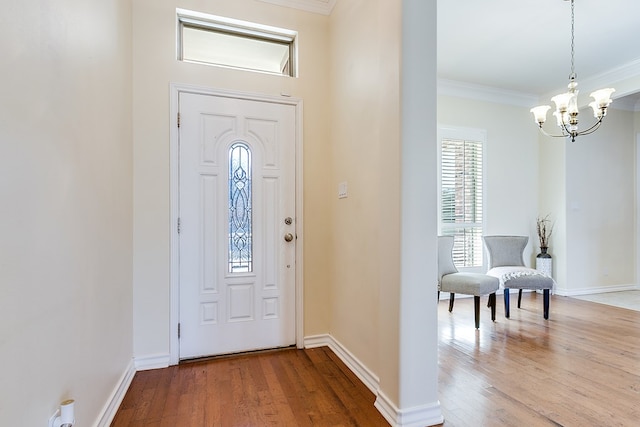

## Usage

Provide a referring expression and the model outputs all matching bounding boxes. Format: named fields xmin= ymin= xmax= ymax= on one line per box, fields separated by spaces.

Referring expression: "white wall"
xmin=438 ymin=95 xmax=540 ymax=265
xmin=440 ymin=95 xmax=637 ymax=293
xmin=0 ymin=1 xmax=133 ymax=425
xmin=565 ymin=108 xmax=636 ymax=293
xmin=539 ymin=131 xmax=568 ymax=289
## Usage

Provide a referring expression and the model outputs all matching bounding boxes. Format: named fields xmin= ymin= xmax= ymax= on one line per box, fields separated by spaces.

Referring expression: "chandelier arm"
xmin=575 ymin=118 xmax=604 ymax=136
xmin=536 ymin=124 xmax=571 ymax=139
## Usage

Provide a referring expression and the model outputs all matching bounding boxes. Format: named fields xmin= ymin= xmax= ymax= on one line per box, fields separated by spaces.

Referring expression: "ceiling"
xmin=268 ymin=0 xmax=640 ymax=108
xmin=437 ymin=0 xmax=640 ymax=108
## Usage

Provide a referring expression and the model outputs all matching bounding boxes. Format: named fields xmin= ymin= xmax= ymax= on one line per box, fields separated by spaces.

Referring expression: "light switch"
xmin=338 ymin=182 xmax=348 ymax=199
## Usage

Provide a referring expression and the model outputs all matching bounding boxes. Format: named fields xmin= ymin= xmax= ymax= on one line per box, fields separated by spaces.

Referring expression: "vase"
xmin=536 ymin=247 xmax=552 ymax=278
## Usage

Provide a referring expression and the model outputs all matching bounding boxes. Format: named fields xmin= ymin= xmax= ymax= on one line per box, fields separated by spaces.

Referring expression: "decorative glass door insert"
xmin=228 ymin=142 xmax=252 ymax=273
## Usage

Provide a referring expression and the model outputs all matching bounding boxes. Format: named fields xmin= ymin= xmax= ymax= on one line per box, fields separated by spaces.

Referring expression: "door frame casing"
xmin=169 ymin=83 xmax=304 ymax=365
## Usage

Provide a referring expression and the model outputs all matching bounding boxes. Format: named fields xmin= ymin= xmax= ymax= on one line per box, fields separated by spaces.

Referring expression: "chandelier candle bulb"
xmin=531 ymin=105 xmax=551 ymax=124
xmin=60 ymin=399 xmax=75 ymax=424
xmin=590 ymin=88 xmax=615 ymax=108
xmin=551 ymin=92 xmax=572 ymax=112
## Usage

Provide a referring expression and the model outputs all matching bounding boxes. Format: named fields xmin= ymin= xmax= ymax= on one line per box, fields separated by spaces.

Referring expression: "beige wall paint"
xmin=327 ymin=0 xmax=392 ymax=380
xmin=132 ymin=0 xmax=332 ymax=357
xmin=328 ymin=1 xmax=440 ymax=416
xmin=0 ymin=1 xmax=133 ymax=425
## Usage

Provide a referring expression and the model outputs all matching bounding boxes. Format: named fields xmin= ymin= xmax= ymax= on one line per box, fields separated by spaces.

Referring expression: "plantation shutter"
xmin=440 ymin=138 xmax=483 ymax=267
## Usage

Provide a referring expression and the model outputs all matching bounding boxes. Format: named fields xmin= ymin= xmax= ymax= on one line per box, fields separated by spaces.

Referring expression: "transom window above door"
xmin=177 ymin=9 xmax=298 ymax=77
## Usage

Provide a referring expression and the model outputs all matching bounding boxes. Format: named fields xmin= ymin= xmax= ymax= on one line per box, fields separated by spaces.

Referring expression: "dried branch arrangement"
xmin=537 ymin=215 xmax=554 ymax=248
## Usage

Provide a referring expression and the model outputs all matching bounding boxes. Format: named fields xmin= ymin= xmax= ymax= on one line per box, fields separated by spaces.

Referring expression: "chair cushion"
xmin=483 ymin=236 xmax=527 ymax=268
xmin=487 ymin=266 xmax=555 ymax=290
xmin=440 ymin=273 xmax=499 ymax=296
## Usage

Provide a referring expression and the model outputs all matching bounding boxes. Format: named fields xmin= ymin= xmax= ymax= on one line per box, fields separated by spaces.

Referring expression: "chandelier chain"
xmin=570 ymin=0 xmax=575 ymax=78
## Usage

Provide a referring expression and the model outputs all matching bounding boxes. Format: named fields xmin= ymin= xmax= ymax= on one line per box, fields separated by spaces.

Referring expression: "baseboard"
xmin=134 ymin=353 xmax=171 ymax=371
xmin=304 ymin=334 xmax=380 ymax=394
xmin=93 ymin=359 xmax=136 ymax=427
xmin=93 ymin=354 xmax=170 ymax=425
xmin=375 ymin=391 xmax=444 ymax=427
xmin=555 ymin=284 xmax=639 ymax=297
xmin=304 ymin=334 xmax=444 ymax=427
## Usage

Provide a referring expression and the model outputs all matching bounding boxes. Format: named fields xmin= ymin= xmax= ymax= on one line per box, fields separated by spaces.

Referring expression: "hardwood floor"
xmin=111 ymin=346 xmax=389 ymax=426
xmin=112 ymin=294 xmax=640 ymax=426
xmin=436 ymin=292 xmax=640 ymax=426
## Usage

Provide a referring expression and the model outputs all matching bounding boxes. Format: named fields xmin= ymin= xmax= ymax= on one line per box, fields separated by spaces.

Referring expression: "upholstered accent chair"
xmin=438 ymin=236 xmax=499 ymax=329
xmin=483 ymin=235 xmax=554 ymax=319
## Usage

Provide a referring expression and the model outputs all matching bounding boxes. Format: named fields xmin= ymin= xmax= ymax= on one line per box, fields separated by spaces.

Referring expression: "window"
xmin=177 ymin=9 xmax=297 ymax=77
xmin=438 ymin=127 xmax=485 ymax=269
xmin=228 ymin=143 xmax=253 ymax=273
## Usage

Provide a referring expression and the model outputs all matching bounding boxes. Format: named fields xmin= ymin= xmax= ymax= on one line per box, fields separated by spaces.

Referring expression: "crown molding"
xmin=609 ymin=96 xmax=640 ymax=112
xmin=541 ymin=58 xmax=640 ymax=108
xmin=438 ymin=79 xmax=538 ymax=108
xmin=257 ymin=0 xmax=337 ymax=15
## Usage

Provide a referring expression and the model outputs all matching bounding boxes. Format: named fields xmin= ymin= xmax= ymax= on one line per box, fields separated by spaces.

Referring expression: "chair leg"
xmin=504 ymin=289 xmax=510 ymax=318
xmin=489 ymin=293 xmax=496 ymax=322
xmin=474 ymin=296 xmax=480 ymax=329
xmin=517 ymin=289 xmax=523 ymax=308
xmin=448 ymin=293 xmax=455 ymax=312
xmin=543 ymin=289 xmax=550 ymax=319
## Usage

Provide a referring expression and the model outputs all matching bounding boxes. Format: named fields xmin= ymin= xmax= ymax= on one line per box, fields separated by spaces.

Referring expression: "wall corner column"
xmin=375 ymin=1 xmax=443 ymax=426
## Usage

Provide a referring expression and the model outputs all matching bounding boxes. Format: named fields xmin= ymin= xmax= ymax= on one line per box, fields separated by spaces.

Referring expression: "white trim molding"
xmin=304 ymin=334 xmax=444 ymax=426
xmin=94 ymin=359 xmax=136 ymax=427
xmin=304 ymin=334 xmax=380 ymax=394
xmin=375 ymin=392 xmax=444 ymax=427
xmin=554 ymin=284 xmax=640 ymax=297
xmin=257 ymin=0 xmax=336 ymax=15
xmin=438 ymin=78 xmax=538 ymax=107
xmin=134 ymin=353 xmax=171 ymax=371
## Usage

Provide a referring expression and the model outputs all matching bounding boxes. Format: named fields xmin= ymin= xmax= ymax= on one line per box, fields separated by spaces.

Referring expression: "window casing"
xmin=438 ymin=127 xmax=486 ymax=270
xmin=177 ymin=9 xmax=297 ymax=77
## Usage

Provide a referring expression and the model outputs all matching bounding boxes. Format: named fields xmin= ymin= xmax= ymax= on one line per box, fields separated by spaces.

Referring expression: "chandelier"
xmin=530 ymin=0 xmax=615 ymax=142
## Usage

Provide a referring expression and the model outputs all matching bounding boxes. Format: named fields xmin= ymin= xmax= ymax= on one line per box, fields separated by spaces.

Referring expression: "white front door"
xmin=178 ymin=92 xmax=297 ymax=359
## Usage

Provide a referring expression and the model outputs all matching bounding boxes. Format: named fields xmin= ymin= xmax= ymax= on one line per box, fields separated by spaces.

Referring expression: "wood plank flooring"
xmin=111 ymin=346 xmax=389 ymax=426
xmin=436 ymin=292 xmax=640 ymax=426
xmin=112 ymin=293 xmax=640 ymax=426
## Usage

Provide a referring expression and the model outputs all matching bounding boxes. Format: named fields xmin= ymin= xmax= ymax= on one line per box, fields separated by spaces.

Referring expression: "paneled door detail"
xmin=178 ymin=92 xmax=296 ymax=359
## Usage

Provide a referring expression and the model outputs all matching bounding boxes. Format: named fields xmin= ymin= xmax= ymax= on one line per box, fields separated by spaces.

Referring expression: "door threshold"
xmin=179 ymin=344 xmax=297 ymax=364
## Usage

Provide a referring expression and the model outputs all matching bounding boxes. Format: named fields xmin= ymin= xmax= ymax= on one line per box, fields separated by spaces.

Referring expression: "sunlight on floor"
xmin=572 ymin=290 xmax=640 ymax=311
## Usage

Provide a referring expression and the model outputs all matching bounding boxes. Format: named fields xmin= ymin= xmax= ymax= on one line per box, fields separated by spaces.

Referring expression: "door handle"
xmin=284 ymin=233 xmax=294 ymax=242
